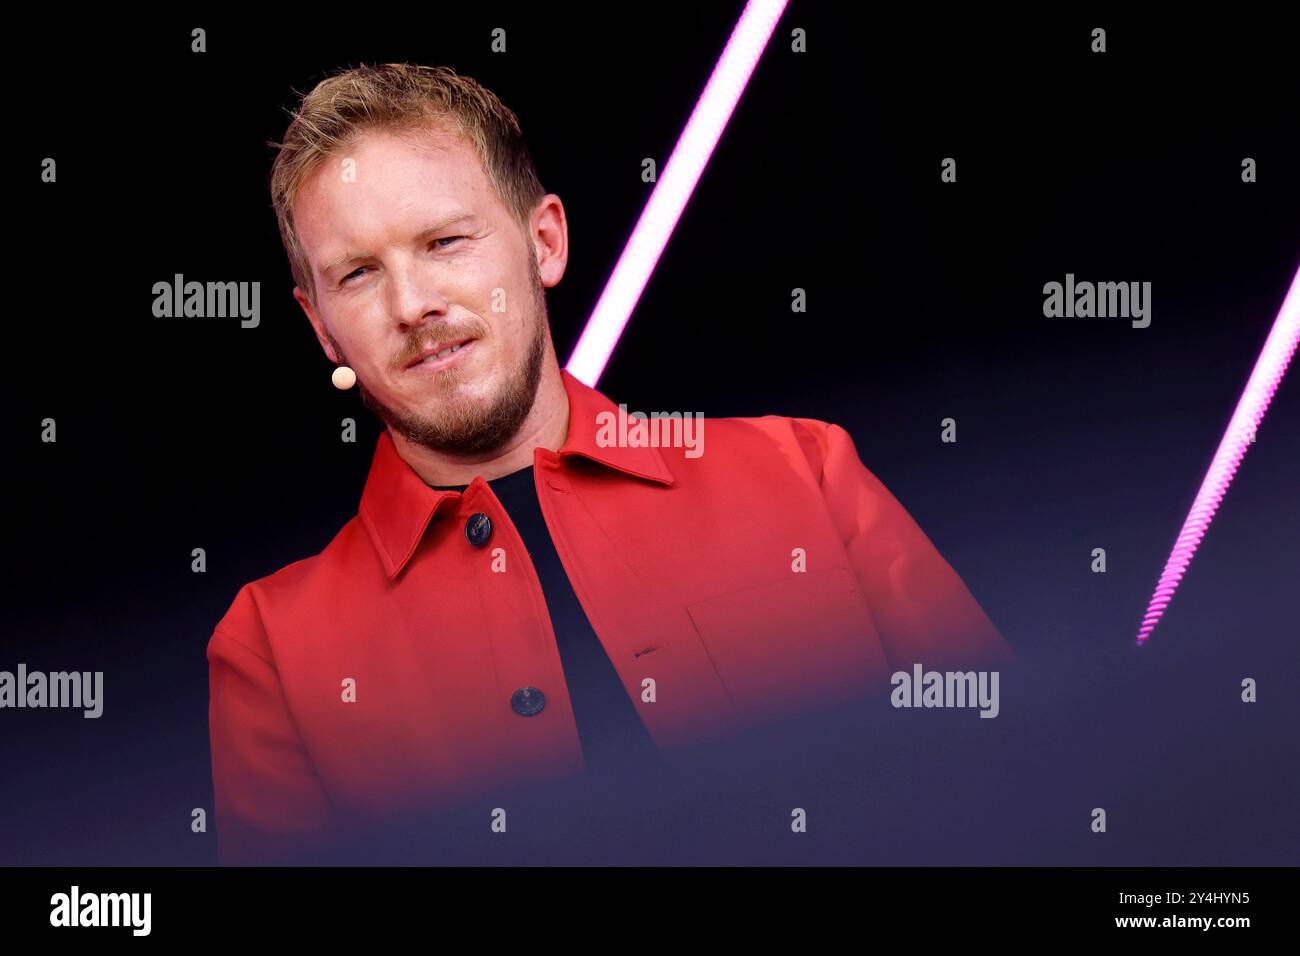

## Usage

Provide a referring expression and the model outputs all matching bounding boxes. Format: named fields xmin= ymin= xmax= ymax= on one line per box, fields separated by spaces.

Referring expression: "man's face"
xmin=292 ymin=124 xmax=550 ymax=456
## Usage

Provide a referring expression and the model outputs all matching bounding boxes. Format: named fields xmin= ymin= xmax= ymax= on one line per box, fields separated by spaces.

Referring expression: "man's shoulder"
xmin=727 ymin=410 xmax=845 ymax=435
xmin=208 ymin=514 xmax=370 ymax=654
xmin=699 ymin=410 xmax=855 ymax=474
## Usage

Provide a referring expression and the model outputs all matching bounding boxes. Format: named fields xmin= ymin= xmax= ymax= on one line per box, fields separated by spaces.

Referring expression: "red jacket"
xmin=207 ymin=369 xmax=1013 ymax=863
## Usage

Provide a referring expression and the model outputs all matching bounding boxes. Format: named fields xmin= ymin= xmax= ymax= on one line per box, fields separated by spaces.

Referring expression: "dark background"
xmin=3 ymin=4 xmax=1297 ymax=864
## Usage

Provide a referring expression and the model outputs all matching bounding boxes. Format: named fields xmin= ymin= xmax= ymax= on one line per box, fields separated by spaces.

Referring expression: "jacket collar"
xmin=359 ymin=367 xmax=676 ymax=579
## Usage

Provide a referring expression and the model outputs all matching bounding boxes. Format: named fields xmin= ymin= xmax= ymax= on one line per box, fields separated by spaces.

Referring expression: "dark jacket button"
xmin=465 ymin=512 xmax=493 ymax=547
xmin=511 ymin=687 xmax=546 ymax=716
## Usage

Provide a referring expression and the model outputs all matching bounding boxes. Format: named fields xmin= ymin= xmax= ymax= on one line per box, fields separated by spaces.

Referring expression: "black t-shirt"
xmin=434 ymin=465 xmax=662 ymax=778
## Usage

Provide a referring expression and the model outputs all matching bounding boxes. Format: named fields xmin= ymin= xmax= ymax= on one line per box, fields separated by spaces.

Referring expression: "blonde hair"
xmin=269 ymin=63 xmax=546 ymax=302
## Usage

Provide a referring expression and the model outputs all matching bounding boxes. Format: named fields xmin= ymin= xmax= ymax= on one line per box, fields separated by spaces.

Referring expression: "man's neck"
xmin=389 ymin=361 xmax=570 ymax=487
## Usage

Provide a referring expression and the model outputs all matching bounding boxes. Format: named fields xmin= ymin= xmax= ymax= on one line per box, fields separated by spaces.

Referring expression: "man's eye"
xmin=341 ymin=267 xmax=368 ymax=284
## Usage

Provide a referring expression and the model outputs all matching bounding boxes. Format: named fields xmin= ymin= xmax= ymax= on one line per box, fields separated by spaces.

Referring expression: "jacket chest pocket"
xmin=684 ymin=565 xmax=893 ymax=724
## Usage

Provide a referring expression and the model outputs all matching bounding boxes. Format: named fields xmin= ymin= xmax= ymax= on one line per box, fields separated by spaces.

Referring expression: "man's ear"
xmin=532 ymin=194 xmax=568 ymax=290
xmin=293 ymin=285 xmax=341 ymax=365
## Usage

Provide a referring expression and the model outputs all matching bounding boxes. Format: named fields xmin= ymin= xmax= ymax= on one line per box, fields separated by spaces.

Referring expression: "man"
xmin=208 ymin=63 xmax=1014 ymax=865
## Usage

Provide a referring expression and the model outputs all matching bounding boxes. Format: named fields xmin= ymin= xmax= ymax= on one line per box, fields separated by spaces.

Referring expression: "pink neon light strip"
xmin=564 ymin=0 xmax=789 ymax=386
xmin=1136 ymin=263 xmax=1300 ymax=645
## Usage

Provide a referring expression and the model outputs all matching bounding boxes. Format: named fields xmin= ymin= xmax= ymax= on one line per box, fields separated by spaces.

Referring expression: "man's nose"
xmin=386 ymin=259 xmax=452 ymax=331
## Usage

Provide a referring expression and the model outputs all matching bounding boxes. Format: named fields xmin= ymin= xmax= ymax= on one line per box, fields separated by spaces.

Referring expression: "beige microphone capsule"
xmin=331 ymin=365 xmax=357 ymax=390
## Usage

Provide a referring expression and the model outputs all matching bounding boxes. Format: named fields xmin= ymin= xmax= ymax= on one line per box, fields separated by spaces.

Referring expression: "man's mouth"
xmin=405 ymin=337 xmax=476 ymax=371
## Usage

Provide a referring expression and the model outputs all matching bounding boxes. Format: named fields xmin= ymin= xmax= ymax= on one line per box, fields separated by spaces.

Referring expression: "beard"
xmin=328 ymin=258 xmax=549 ymax=458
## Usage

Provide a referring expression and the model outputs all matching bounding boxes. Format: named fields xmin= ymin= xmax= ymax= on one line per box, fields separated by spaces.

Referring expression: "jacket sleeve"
xmin=207 ymin=625 xmax=336 ymax=864
xmin=803 ymin=420 xmax=1016 ymax=672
